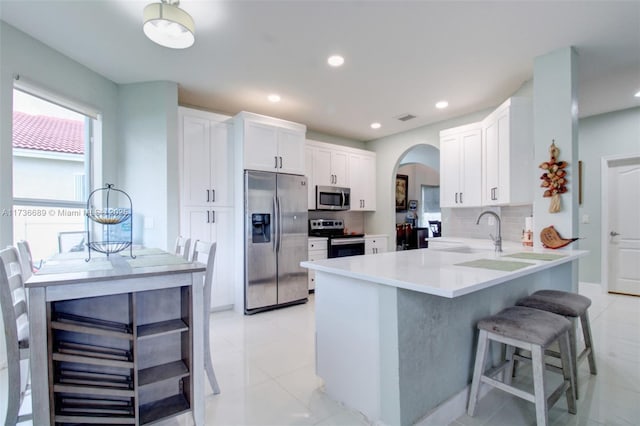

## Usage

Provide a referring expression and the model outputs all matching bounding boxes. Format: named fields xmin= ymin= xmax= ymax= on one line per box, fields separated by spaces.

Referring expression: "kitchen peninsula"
xmin=301 ymin=244 xmax=587 ymax=426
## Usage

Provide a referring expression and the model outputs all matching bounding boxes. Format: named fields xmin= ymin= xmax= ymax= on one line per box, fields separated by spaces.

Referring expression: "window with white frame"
xmin=12 ymin=87 xmax=95 ymax=261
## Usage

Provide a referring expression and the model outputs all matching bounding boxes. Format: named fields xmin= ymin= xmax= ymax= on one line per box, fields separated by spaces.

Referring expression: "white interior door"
xmin=607 ymin=157 xmax=640 ymax=295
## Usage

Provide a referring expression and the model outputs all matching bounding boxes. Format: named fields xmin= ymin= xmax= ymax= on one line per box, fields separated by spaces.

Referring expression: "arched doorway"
xmin=393 ymin=144 xmax=440 ymax=250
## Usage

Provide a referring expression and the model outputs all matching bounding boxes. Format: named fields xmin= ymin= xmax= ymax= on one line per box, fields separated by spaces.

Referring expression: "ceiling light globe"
xmin=327 ymin=55 xmax=345 ymax=67
xmin=635 ymin=90 xmax=640 ymax=98
xmin=370 ymin=122 xmax=381 ymax=129
xmin=435 ymin=101 xmax=449 ymax=109
xmin=143 ymin=2 xmax=195 ymax=49
xmin=268 ymin=94 xmax=281 ymax=103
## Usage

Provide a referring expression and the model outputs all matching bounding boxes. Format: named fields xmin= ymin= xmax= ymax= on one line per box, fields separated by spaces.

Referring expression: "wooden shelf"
xmin=139 ymin=394 xmax=190 ymax=425
xmin=57 ymin=369 xmax=132 ymax=390
xmin=52 ymin=312 xmax=133 ymax=340
xmin=54 ymin=414 xmax=135 ymax=424
xmin=137 ymin=318 xmax=188 ymax=340
xmin=54 ymin=383 xmax=135 ymax=398
xmin=138 ymin=360 xmax=189 ymax=387
xmin=47 ymin=286 xmax=195 ymax=425
xmin=53 ymin=352 xmax=134 ymax=369
xmin=56 ymin=396 xmax=135 ymax=424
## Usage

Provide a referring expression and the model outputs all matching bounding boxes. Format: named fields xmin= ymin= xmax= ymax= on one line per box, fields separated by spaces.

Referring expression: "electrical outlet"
xmin=582 ymin=214 xmax=590 ymax=224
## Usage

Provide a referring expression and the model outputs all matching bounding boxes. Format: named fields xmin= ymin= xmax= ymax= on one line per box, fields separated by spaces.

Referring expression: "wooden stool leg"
xmin=467 ymin=329 xmax=490 ymax=416
xmin=558 ymin=331 xmax=577 ymax=414
xmin=580 ymin=312 xmax=597 ymax=375
xmin=568 ymin=318 xmax=579 ymax=400
xmin=531 ymin=345 xmax=549 ymax=426
xmin=504 ymin=344 xmax=516 ymax=385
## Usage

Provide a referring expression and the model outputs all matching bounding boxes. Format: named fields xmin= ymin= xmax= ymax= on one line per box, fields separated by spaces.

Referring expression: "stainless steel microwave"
xmin=316 ymin=186 xmax=350 ymax=210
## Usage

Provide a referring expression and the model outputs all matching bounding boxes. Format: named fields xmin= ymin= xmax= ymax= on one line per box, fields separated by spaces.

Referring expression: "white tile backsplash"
xmin=442 ymin=205 xmax=533 ymax=242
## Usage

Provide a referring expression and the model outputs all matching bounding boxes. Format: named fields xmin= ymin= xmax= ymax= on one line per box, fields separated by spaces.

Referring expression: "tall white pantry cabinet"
xmin=178 ymin=107 xmax=235 ymax=310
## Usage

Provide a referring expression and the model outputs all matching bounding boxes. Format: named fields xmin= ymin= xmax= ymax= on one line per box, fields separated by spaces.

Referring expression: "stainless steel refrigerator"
xmin=244 ymin=170 xmax=309 ymax=313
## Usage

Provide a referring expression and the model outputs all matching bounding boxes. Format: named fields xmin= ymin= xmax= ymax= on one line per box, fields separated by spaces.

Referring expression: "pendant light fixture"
xmin=143 ymin=0 xmax=195 ymax=49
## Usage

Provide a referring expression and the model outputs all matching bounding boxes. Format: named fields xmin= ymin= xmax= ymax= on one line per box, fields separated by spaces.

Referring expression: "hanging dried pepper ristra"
xmin=539 ymin=140 xmax=568 ymax=213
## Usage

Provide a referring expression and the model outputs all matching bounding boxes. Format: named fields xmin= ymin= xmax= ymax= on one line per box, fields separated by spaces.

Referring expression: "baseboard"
xmin=414 ymin=382 xmax=494 ymax=426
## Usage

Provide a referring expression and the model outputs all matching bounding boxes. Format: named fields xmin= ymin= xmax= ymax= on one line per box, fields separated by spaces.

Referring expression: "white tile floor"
xmin=2 ymin=283 xmax=639 ymax=425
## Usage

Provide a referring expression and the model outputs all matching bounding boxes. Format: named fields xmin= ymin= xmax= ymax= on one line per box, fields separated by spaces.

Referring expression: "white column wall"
xmin=532 ymin=47 xmax=579 ymax=246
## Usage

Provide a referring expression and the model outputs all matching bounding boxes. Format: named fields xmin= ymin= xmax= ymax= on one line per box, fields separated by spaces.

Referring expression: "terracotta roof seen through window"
xmin=13 ymin=111 xmax=84 ymax=155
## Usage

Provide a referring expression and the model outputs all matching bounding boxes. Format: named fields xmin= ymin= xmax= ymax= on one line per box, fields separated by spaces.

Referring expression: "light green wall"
xmin=118 ymin=82 xmax=179 ymax=251
xmin=578 ymin=107 xmax=640 ymax=283
xmin=306 ymin=129 xmax=366 ymax=150
xmin=0 ymin=22 xmax=180 ymax=252
xmin=0 ymin=21 xmax=119 ymax=247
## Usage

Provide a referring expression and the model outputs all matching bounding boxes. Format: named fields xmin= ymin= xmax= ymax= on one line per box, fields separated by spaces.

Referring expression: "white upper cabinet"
xmin=439 ymin=123 xmax=482 ymax=207
xmin=180 ymin=108 xmax=233 ymax=207
xmin=349 ymin=151 xmax=376 ymax=211
xmin=235 ymin=112 xmax=306 ymax=175
xmin=308 ymin=142 xmax=349 ymax=187
xmin=305 ymin=140 xmax=377 ymax=211
xmin=481 ymin=97 xmax=533 ymax=206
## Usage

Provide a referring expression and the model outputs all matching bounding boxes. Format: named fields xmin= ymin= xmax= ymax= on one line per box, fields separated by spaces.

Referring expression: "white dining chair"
xmin=175 ymin=235 xmax=191 ymax=260
xmin=16 ymin=240 xmax=37 ymax=281
xmin=190 ymin=240 xmax=221 ymax=395
xmin=0 ymin=246 xmax=32 ymax=425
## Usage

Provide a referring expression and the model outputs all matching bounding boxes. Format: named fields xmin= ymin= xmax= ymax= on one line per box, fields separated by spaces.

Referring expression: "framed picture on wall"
xmin=396 ymin=174 xmax=408 ymax=212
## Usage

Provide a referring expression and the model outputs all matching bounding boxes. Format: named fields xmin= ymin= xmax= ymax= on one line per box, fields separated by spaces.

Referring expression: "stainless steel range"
xmin=309 ymin=219 xmax=365 ymax=258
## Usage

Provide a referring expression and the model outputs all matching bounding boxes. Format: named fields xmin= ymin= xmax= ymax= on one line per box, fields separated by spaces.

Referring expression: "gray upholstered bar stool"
xmin=467 ymin=306 xmax=576 ymax=426
xmin=516 ymin=290 xmax=597 ymax=399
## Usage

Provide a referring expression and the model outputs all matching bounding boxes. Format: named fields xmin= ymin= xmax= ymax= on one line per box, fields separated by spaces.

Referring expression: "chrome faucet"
xmin=476 ymin=211 xmax=502 ymax=252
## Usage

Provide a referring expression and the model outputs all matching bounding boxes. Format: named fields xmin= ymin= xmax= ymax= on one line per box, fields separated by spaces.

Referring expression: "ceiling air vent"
xmin=395 ymin=113 xmax=416 ymax=122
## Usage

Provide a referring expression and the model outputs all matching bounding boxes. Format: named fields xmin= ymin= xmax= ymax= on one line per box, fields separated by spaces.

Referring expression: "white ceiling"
xmin=1 ymin=1 xmax=639 ymax=141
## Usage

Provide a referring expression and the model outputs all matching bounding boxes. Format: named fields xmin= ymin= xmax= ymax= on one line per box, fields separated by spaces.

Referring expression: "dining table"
xmin=25 ymin=247 xmax=206 ymax=426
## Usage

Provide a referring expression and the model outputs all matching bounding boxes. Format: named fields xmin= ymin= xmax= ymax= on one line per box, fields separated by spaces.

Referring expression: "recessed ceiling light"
xmin=327 ymin=55 xmax=345 ymax=67
xmin=435 ymin=101 xmax=449 ymax=109
xmin=370 ymin=122 xmax=381 ymax=129
xmin=635 ymin=90 xmax=640 ymax=98
xmin=267 ymin=94 xmax=281 ymax=103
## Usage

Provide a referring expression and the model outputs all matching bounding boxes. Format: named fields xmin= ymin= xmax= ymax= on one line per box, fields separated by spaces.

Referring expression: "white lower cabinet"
xmin=180 ymin=207 xmax=235 ymax=310
xmin=307 ymin=238 xmax=328 ymax=291
xmin=365 ymin=235 xmax=388 ymax=254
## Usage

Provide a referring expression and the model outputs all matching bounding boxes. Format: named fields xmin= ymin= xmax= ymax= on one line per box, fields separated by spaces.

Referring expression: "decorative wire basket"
xmin=85 ymin=183 xmax=135 ymax=261
xmin=87 ymin=209 xmax=131 ymax=225
xmin=88 ymin=241 xmax=132 ymax=255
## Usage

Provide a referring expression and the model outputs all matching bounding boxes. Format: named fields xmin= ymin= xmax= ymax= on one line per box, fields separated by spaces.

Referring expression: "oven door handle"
xmin=331 ymin=238 xmax=365 ymax=246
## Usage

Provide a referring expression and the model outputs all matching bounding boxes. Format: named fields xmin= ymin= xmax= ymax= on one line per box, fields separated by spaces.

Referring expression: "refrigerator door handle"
xmin=276 ymin=196 xmax=283 ymax=253
xmin=273 ymin=195 xmax=279 ymax=252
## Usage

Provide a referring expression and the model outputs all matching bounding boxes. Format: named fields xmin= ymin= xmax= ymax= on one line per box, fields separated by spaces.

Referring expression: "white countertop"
xmin=301 ymin=239 xmax=587 ymax=298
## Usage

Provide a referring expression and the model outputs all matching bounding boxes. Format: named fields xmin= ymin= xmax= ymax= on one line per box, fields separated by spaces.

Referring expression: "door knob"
xmin=610 ymin=231 xmax=620 ymax=237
